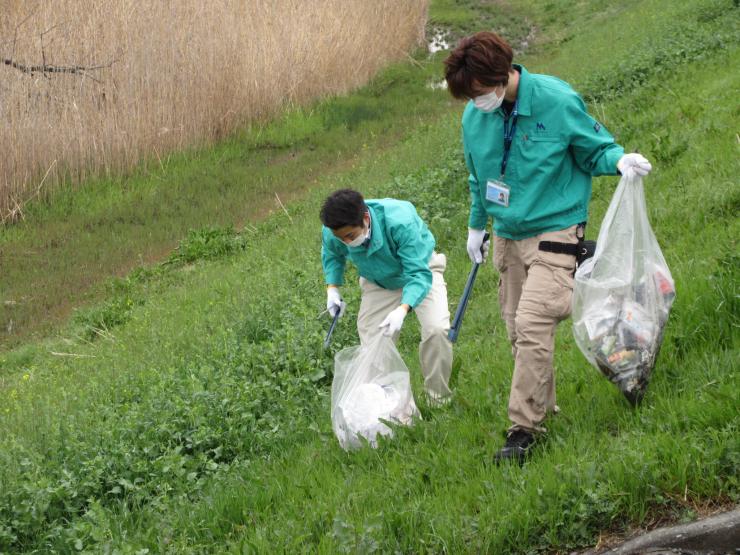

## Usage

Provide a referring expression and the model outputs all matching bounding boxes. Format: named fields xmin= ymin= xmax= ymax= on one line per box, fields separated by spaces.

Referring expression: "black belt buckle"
xmin=577 ymin=240 xmax=596 ymax=265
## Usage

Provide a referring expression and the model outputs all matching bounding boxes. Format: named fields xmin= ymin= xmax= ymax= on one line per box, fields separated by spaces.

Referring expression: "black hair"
xmin=319 ymin=189 xmax=366 ymax=229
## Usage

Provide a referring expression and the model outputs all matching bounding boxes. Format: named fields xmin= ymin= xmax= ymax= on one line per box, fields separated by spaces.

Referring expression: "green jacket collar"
xmin=511 ymin=64 xmax=532 ymax=116
xmin=364 ymin=204 xmax=384 ymax=256
xmin=346 ymin=204 xmax=383 ymax=256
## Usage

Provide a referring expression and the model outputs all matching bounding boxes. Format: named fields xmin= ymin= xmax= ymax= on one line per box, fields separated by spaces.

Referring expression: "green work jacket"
xmin=321 ymin=199 xmax=435 ymax=308
xmin=463 ymin=64 xmax=624 ymax=240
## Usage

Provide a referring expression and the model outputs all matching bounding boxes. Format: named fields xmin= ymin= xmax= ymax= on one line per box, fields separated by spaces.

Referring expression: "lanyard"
xmin=500 ymin=100 xmax=519 ymax=179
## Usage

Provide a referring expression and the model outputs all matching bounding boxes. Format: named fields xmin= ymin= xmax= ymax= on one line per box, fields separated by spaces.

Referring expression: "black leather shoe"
xmin=494 ymin=429 xmax=536 ymax=465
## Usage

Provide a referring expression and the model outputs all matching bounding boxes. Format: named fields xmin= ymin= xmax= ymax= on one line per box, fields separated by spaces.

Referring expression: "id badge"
xmin=486 ymin=179 xmax=510 ymax=207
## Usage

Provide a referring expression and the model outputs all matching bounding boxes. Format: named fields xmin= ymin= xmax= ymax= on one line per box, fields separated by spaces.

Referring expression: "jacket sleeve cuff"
xmin=402 ymin=280 xmax=432 ymax=308
xmin=401 ymin=290 xmax=424 ymax=309
xmin=604 ymin=146 xmax=625 ymax=176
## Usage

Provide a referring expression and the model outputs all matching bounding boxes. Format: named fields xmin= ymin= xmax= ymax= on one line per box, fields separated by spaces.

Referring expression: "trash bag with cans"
xmin=331 ymin=334 xmax=420 ymax=450
xmin=572 ymin=173 xmax=675 ymax=405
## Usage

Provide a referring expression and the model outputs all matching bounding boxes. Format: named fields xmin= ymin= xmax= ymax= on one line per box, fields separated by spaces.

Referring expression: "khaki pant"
xmin=493 ymin=225 xmax=578 ymax=433
xmin=357 ymin=252 xmax=453 ymax=401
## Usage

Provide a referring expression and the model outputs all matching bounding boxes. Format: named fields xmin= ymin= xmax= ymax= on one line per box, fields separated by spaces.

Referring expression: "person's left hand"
xmin=617 ymin=153 xmax=652 ymax=177
xmin=378 ymin=305 xmax=408 ymax=337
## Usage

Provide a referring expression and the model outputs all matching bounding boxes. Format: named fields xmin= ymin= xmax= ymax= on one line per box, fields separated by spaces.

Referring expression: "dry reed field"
xmin=0 ymin=0 xmax=428 ymax=222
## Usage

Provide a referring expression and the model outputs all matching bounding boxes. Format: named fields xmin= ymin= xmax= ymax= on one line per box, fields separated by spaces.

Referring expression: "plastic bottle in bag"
xmin=572 ymin=173 xmax=675 ymax=405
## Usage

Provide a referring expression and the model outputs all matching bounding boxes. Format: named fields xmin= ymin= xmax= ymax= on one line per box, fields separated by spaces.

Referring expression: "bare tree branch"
xmin=40 ymin=22 xmax=67 ymax=69
xmin=9 ymin=8 xmax=37 ymax=59
xmin=2 ymin=11 xmax=113 ymax=82
xmin=2 ymin=57 xmax=117 ymax=77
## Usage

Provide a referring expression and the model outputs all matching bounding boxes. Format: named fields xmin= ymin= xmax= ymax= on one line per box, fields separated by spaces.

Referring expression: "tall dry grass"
xmin=0 ymin=0 xmax=428 ymax=222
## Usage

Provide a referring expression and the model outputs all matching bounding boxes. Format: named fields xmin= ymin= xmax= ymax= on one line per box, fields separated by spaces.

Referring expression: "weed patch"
xmin=165 ymin=226 xmax=249 ymax=267
xmin=0 ymin=0 xmax=737 ymax=552
xmin=578 ymin=1 xmax=739 ymax=102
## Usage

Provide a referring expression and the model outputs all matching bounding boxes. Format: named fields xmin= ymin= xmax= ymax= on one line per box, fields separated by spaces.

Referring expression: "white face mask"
xmin=345 ymin=224 xmax=369 ymax=247
xmin=473 ymin=89 xmax=505 ymax=112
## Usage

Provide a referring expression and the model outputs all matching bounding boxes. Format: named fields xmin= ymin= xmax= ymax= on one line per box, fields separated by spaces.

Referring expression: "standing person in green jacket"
xmin=443 ymin=31 xmax=652 ymax=464
xmin=320 ymin=189 xmax=453 ymax=404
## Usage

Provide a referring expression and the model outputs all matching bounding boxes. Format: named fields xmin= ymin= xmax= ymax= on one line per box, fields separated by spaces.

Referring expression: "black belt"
xmin=538 ymin=241 xmax=580 ymax=257
xmin=538 ymin=223 xmax=595 ymax=266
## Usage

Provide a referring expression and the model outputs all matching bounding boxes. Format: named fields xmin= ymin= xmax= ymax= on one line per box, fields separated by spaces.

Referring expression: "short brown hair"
xmin=443 ymin=31 xmax=513 ymax=100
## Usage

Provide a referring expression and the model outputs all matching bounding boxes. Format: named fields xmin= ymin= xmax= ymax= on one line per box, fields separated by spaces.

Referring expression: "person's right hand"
xmin=466 ymin=228 xmax=490 ymax=264
xmin=326 ymin=286 xmax=346 ymax=318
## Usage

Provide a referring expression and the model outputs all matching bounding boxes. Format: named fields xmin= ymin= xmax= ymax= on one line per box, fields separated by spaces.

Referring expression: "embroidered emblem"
xmin=594 ymin=122 xmax=601 ymax=133
xmin=536 ymin=122 xmax=546 ymax=131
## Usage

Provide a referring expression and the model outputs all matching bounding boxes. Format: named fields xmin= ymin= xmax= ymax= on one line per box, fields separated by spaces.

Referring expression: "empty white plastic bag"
xmin=331 ymin=334 xmax=420 ymax=450
xmin=572 ymin=173 xmax=675 ymax=405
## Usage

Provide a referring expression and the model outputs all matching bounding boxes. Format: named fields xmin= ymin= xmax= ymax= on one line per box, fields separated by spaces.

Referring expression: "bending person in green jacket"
xmin=443 ymin=32 xmax=652 ymax=464
xmin=320 ymin=189 xmax=453 ymax=404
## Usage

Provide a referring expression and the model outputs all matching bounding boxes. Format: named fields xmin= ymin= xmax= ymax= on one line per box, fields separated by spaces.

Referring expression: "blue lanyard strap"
xmin=500 ymin=100 xmax=519 ymax=178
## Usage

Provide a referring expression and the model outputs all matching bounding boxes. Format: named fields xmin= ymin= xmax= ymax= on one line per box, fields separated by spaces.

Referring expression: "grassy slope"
xmin=0 ymin=50 xmax=458 ymax=348
xmin=0 ymin=0 xmax=738 ymax=553
xmin=0 ymin=0 xmax=542 ymax=351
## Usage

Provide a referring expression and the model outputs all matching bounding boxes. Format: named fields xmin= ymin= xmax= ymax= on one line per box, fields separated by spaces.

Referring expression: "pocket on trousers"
xmin=522 ymin=264 xmax=573 ymax=321
xmin=547 ymin=267 xmax=574 ymax=320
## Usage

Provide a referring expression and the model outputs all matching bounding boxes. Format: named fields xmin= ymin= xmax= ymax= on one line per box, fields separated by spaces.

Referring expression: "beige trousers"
xmin=357 ymin=252 xmax=453 ymax=401
xmin=493 ymin=225 xmax=579 ymax=433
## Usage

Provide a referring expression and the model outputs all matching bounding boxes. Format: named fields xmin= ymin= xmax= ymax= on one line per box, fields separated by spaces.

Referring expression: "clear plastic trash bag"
xmin=331 ymin=334 xmax=420 ymax=450
xmin=573 ymin=173 xmax=675 ymax=405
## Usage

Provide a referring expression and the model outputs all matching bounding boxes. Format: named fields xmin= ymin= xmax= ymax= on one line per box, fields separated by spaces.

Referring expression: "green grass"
xmin=428 ymin=0 xmax=533 ymax=49
xmin=0 ymin=0 xmax=738 ymax=553
xmin=0 ymin=42 xmax=457 ymax=349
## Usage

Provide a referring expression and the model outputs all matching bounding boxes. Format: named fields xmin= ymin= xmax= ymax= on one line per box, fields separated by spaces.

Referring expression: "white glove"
xmin=326 ymin=287 xmax=346 ymax=318
xmin=466 ymin=228 xmax=490 ymax=264
xmin=378 ymin=306 xmax=408 ymax=337
xmin=617 ymin=153 xmax=652 ymax=178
